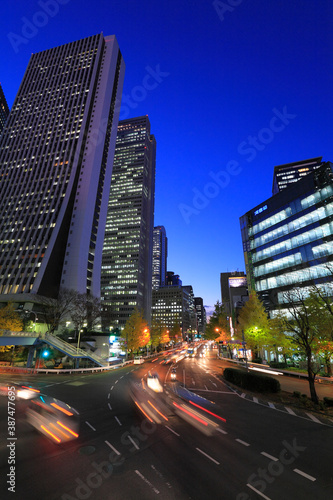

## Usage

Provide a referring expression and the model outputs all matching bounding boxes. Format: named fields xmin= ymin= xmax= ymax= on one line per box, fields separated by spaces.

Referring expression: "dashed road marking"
xmin=247 ymin=484 xmax=271 ymax=499
xmin=293 ymin=469 xmax=316 ymax=481
xmin=128 ymin=435 xmax=139 ymax=450
xmin=285 ymin=407 xmax=296 ymax=415
xmin=236 ymin=439 xmax=250 ymax=447
xmin=305 ymin=412 xmax=322 ymax=424
xmin=268 ymin=402 xmax=275 ymax=409
xmin=261 ymin=451 xmax=279 ymax=461
xmin=217 ymin=428 xmax=227 ymax=435
xmin=108 ymin=403 xmax=112 ymax=410
xmin=105 ymin=440 xmax=120 ymax=455
xmin=85 ymin=421 xmax=96 ymax=431
xmin=114 ymin=416 xmax=122 ymax=426
xmin=135 ymin=470 xmax=160 ymax=494
xmin=196 ymin=447 xmax=220 ymax=465
xmin=165 ymin=425 xmax=180 ymax=436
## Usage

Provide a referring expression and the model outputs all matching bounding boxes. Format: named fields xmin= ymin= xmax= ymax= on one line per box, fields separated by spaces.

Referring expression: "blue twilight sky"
xmin=1 ymin=0 xmax=333 ymax=315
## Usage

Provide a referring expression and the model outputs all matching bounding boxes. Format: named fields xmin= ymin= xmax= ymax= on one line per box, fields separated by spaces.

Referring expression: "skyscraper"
xmin=0 ymin=34 xmax=125 ymax=306
xmin=152 ymin=225 xmax=167 ymax=290
xmin=0 ymin=83 xmax=9 ymax=135
xmin=240 ymin=160 xmax=333 ymax=315
xmin=272 ymin=157 xmax=323 ymax=195
xmin=101 ymin=116 xmax=156 ymax=331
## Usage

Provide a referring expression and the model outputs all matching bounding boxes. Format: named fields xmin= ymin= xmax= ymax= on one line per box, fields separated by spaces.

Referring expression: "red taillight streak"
xmin=51 ymin=403 xmax=73 ymax=416
xmin=56 ymin=421 xmax=79 ymax=438
xmin=50 ymin=422 xmax=70 ymax=439
xmin=189 ymin=401 xmax=226 ymax=422
xmin=172 ymin=402 xmax=208 ymax=426
xmin=147 ymin=400 xmax=168 ymax=421
xmin=21 ymin=386 xmax=40 ymax=393
xmin=134 ymin=401 xmax=153 ymax=423
xmin=41 ymin=425 xmax=61 ymax=443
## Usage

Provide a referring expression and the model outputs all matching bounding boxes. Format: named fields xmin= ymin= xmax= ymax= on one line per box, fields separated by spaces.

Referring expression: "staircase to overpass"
xmin=0 ymin=330 xmax=108 ymax=367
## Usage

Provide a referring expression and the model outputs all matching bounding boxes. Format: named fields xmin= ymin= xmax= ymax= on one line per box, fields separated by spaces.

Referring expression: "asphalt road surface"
xmin=0 ymin=344 xmax=332 ymax=500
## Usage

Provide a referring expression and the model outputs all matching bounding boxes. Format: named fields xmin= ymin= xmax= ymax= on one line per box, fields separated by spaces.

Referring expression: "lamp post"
xmin=25 ymin=310 xmax=38 ymax=332
xmin=242 ymin=329 xmax=248 ymax=372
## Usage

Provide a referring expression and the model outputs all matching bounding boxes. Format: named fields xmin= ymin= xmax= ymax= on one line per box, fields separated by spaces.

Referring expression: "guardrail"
xmin=221 ymin=357 xmax=333 ymax=384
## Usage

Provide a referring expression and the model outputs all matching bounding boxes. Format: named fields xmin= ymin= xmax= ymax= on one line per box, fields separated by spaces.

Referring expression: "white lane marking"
xmin=261 ymin=451 xmax=279 ymax=461
xmin=120 ymin=376 xmax=124 ymax=379
xmin=305 ymin=412 xmax=322 ymax=424
xmin=247 ymin=484 xmax=272 ymax=499
xmin=85 ymin=421 xmax=96 ymax=431
xmin=204 ymin=385 xmax=208 ymax=390
xmin=293 ymin=469 xmax=316 ymax=481
xmin=268 ymin=402 xmax=275 ymax=409
xmin=108 ymin=403 xmax=112 ymax=410
xmin=253 ymin=397 xmax=259 ymax=403
xmin=115 ymin=380 xmax=118 ymax=384
xmin=135 ymin=470 xmax=160 ymax=494
xmin=212 ymin=382 xmax=217 ymax=387
xmin=114 ymin=416 xmax=122 ymax=426
xmin=107 ymin=393 xmax=110 ymax=399
xmin=110 ymin=386 xmax=114 ymax=390
xmin=217 ymin=428 xmax=227 ymax=435
xmin=285 ymin=407 xmax=296 ymax=415
xmin=128 ymin=435 xmax=139 ymax=450
xmin=196 ymin=447 xmax=220 ymax=465
xmin=236 ymin=439 xmax=250 ymax=447
xmin=240 ymin=393 xmax=246 ymax=398
xmin=105 ymin=440 xmax=121 ymax=455
xmin=165 ymin=425 xmax=180 ymax=436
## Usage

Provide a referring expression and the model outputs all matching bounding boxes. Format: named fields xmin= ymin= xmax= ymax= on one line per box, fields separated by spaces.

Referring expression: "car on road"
xmin=170 ymin=368 xmax=177 ymax=380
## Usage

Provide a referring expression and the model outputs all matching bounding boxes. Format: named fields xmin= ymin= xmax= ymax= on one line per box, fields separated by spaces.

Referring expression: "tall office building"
xmin=101 ymin=116 xmax=156 ymax=331
xmin=240 ymin=160 xmax=333 ymax=315
xmin=0 ymin=34 xmax=125 ymax=307
xmin=194 ymin=297 xmax=206 ymax=335
xmin=220 ymin=271 xmax=248 ymax=317
xmin=0 ymin=84 xmax=10 ymax=135
xmin=272 ymin=157 xmax=323 ymax=195
xmin=152 ymin=225 xmax=167 ymax=290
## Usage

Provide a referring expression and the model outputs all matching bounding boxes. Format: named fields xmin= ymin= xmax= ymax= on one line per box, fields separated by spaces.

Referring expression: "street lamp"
xmin=242 ymin=330 xmax=248 ymax=372
xmin=25 ymin=310 xmax=38 ymax=331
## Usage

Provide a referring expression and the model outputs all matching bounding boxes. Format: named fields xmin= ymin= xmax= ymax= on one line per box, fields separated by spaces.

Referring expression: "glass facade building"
xmin=101 ymin=116 xmax=156 ymax=331
xmin=240 ymin=161 xmax=333 ymax=314
xmin=272 ymin=157 xmax=323 ymax=195
xmin=0 ymin=34 xmax=125 ymax=305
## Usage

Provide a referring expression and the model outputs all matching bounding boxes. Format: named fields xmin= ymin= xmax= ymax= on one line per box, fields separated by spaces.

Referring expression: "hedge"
xmin=323 ymin=397 xmax=333 ymax=407
xmin=223 ymin=367 xmax=281 ymax=393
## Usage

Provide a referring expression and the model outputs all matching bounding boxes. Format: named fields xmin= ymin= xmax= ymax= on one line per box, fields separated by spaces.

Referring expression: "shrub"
xmin=270 ymin=362 xmax=287 ymax=369
xmin=323 ymin=397 xmax=333 ymax=407
xmin=293 ymin=391 xmax=301 ymax=398
xmin=223 ymin=367 xmax=280 ymax=393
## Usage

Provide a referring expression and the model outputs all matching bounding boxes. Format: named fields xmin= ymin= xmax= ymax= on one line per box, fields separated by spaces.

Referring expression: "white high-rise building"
xmin=0 ymin=34 xmax=125 ymax=306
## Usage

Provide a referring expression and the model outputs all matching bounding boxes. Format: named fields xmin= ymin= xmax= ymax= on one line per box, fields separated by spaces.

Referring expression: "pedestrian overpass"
xmin=0 ymin=330 xmax=108 ymax=368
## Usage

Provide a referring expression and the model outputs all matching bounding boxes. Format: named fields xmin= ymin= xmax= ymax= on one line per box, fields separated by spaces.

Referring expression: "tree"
xmin=169 ymin=319 xmax=181 ymax=344
xmin=40 ymin=288 xmax=78 ymax=334
xmin=121 ymin=309 xmax=149 ymax=358
xmin=150 ymin=320 xmax=168 ymax=351
xmin=0 ymin=303 xmax=23 ymax=331
xmin=205 ymin=301 xmax=228 ymax=341
xmin=237 ymin=292 xmax=270 ymax=359
xmin=280 ymin=289 xmax=321 ymax=404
